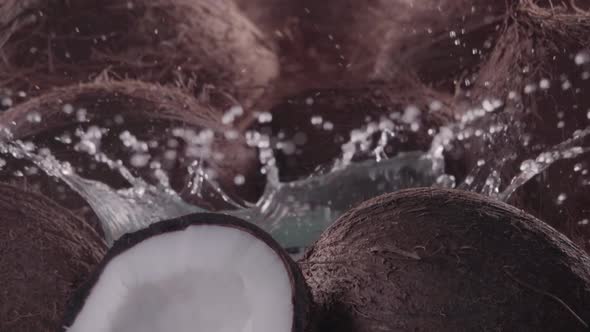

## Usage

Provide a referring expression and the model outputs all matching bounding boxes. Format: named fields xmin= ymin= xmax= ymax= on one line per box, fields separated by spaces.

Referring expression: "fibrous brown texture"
xmin=0 ymin=0 xmax=279 ymax=106
xmin=448 ymin=0 xmax=590 ymax=250
xmin=0 ymin=183 xmax=106 ymax=331
xmin=0 ymin=80 xmax=263 ymax=223
xmin=301 ymin=188 xmax=590 ymax=331
xmin=236 ymin=0 xmax=508 ymax=95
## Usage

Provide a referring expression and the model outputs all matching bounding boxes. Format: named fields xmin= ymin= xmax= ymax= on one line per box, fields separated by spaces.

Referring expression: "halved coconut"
xmin=301 ymin=188 xmax=590 ymax=331
xmin=62 ymin=213 xmax=312 ymax=332
xmin=0 ymin=183 xmax=106 ymax=331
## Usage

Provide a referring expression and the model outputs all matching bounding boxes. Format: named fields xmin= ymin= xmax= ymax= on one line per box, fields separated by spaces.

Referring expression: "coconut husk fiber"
xmin=446 ymin=0 xmax=590 ymax=250
xmin=301 ymin=188 xmax=590 ymax=331
xmin=0 ymin=0 xmax=279 ymax=107
xmin=235 ymin=0 xmax=508 ymax=95
xmin=0 ymin=183 xmax=106 ymax=331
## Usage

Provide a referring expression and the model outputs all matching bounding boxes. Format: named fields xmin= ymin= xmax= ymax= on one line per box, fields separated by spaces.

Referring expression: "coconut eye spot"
xmin=66 ymin=225 xmax=294 ymax=332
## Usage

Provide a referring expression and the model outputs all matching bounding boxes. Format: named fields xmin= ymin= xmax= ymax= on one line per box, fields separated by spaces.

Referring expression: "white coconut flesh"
xmin=66 ymin=225 xmax=294 ymax=332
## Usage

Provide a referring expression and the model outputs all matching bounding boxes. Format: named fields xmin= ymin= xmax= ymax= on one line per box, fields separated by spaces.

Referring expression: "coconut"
xmin=62 ymin=213 xmax=312 ymax=332
xmin=0 ymin=0 xmax=279 ymax=106
xmin=0 ymin=80 xmax=264 ymax=220
xmin=301 ymin=187 xmax=590 ymax=331
xmin=248 ymin=79 xmax=452 ymax=181
xmin=0 ymin=183 xmax=106 ymax=331
xmin=235 ymin=0 xmax=507 ymax=93
xmin=373 ymin=0 xmax=509 ymax=93
xmin=446 ymin=0 xmax=590 ymax=249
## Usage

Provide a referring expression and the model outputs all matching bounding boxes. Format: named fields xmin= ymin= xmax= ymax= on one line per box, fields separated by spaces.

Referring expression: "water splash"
xmin=0 ymin=113 xmax=444 ymax=248
xmin=5 ymin=93 xmax=586 ymax=249
xmin=498 ymin=128 xmax=590 ymax=201
xmin=0 ymin=129 xmax=202 ymax=245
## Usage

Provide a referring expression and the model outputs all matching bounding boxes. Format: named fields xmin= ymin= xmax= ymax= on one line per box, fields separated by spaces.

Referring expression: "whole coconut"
xmin=0 ymin=183 xmax=106 ymax=331
xmin=301 ymin=188 xmax=590 ymax=331
xmin=447 ymin=0 xmax=590 ymax=250
xmin=0 ymin=0 xmax=279 ymax=106
xmin=234 ymin=0 xmax=507 ymax=93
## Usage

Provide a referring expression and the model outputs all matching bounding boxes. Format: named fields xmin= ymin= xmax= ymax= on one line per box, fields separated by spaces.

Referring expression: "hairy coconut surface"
xmin=446 ymin=0 xmax=590 ymax=250
xmin=63 ymin=213 xmax=313 ymax=332
xmin=0 ymin=80 xmax=264 ymax=221
xmin=0 ymin=0 xmax=278 ymax=106
xmin=248 ymin=79 xmax=452 ymax=181
xmin=301 ymin=188 xmax=590 ymax=331
xmin=0 ymin=183 xmax=106 ymax=331
xmin=235 ymin=0 xmax=507 ymax=94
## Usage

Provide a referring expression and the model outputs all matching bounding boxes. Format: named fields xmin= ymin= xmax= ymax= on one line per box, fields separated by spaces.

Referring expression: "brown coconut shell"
xmin=0 ymin=0 xmax=279 ymax=106
xmin=447 ymin=0 xmax=590 ymax=250
xmin=62 ymin=213 xmax=314 ymax=332
xmin=0 ymin=80 xmax=264 ymax=225
xmin=0 ymin=183 xmax=106 ymax=331
xmin=301 ymin=187 xmax=590 ymax=331
xmin=248 ymin=79 xmax=452 ymax=181
xmin=373 ymin=0 xmax=509 ymax=93
xmin=235 ymin=0 xmax=507 ymax=94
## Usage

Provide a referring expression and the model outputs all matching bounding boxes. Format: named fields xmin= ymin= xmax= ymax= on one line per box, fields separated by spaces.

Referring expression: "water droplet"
xmin=130 ymin=153 xmax=150 ymax=168
xmin=311 ymin=116 xmax=323 ymax=125
xmin=435 ymin=174 xmax=456 ymax=188
xmin=62 ymin=104 xmax=74 ymax=114
xmin=26 ymin=112 xmax=42 ymax=123
xmin=233 ymin=174 xmax=245 ymax=186
xmin=1 ymin=97 xmax=13 ymax=108
xmin=556 ymin=193 xmax=567 ymax=205
xmin=482 ymin=98 xmax=503 ymax=112
xmin=429 ymin=100 xmax=443 ymax=111
xmin=579 ymin=219 xmax=589 ymax=226
xmin=524 ymin=84 xmax=537 ymax=94
xmin=477 ymin=159 xmax=486 ymax=167
xmin=402 ymin=105 xmax=420 ymax=124
xmin=222 ymin=105 xmax=244 ymax=125
xmin=575 ymin=50 xmax=590 ymax=65
xmin=114 ymin=114 xmax=125 ymax=125
xmin=76 ymin=108 xmax=88 ymax=122
xmin=257 ymin=112 xmax=272 ymax=123
xmin=539 ymin=79 xmax=551 ymax=89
